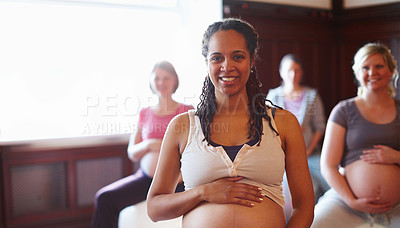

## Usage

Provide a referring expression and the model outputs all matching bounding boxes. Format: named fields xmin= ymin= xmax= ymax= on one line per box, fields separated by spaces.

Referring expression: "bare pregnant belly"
xmin=140 ymin=152 xmax=159 ymax=178
xmin=345 ymin=160 xmax=400 ymax=206
xmin=182 ymin=196 xmax=285 ymax=228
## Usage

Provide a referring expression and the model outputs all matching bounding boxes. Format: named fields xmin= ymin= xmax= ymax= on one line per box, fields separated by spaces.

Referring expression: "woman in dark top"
xmin=312 ymin=43 xmax=400 ymax=227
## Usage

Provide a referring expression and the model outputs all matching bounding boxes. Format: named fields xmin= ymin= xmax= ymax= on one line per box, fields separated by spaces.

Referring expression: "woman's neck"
xmin=215 ymin=93 xmax=249 ymax=116
xmin=360 ymin=88 xmax=393 ymax=108
xmin=154 ymin=95 xmax=179 ymax=115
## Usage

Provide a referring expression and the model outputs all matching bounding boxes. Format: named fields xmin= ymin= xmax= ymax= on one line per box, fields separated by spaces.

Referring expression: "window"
xmin=0 ymin=0 xmax=222 ymax=141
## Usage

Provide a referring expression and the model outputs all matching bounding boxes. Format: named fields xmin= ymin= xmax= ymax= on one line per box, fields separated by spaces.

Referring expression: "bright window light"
xmin=0 ymin=0 xmax=222 ymax=141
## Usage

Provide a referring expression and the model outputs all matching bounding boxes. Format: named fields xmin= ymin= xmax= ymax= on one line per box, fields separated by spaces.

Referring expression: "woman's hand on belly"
xmin=360 ymin=145 xmax=400 ymax=165
xmin=346 ymin=196 xmax=392 ymax=214
xmin=201 ymin=176 xmax=264 ymax=207
xmin=345 ymin=160 xmax=400 ymax=213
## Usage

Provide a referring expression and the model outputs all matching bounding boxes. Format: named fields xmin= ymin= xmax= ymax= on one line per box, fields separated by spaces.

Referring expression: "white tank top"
xmin=180 ymin=109 xmax=285 ymax=207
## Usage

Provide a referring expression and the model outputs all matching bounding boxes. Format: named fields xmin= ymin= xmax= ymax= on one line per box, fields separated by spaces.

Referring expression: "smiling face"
xmin=150 ymin=67 xmax=178 ymax=97
xmin=356 ymin=53 xmax=393 ymax=94
xmin=206 ymin=29 xmax=254 ymax=98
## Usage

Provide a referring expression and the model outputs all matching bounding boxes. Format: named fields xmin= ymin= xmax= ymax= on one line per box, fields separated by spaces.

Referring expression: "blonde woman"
xmin=312 ymin=43 xmax=400 ymax=227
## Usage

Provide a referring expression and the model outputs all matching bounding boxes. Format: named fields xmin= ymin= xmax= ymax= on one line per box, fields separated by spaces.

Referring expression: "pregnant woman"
xmin=312 ymin=43 xmax=400 ymax=227
xmin=147 ymin=18 xmax=314 ymax=228
xmin=92 ymin=60 xmax=193 ymax=228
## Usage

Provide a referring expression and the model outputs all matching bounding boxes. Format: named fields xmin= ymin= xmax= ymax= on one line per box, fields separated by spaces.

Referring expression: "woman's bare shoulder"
xmin=166 ymin=112 xmax=191 ymax=139
xmin=273 ymin=108 xmax=298 ymax=124
xmin=273 ymin=108 xmax=301 ymax=135
xmin=171 ymin=111 xmax=190 ymax=125
xmin=166 ymin=112 xmax=191 ymax=153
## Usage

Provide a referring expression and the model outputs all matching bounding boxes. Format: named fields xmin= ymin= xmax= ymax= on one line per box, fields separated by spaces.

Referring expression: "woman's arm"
xmin=147 ymin=114 xmax=202 ymax=221
xmin=127 ymin=124 xmax=162 ymax=162
xmin=147 ymin=113 xmax=264 ymax=222
xmin=306 ymin=93 xmax=326 ymax=156
xmin=320 ymin=121 xmax=355 ymax=203
xmin=275 ymin=109 xmax=315 ymax=228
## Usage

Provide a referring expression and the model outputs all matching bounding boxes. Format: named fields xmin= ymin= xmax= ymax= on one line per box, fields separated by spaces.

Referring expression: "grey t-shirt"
xmin=329 ymin=98 xmax=400 ymax=167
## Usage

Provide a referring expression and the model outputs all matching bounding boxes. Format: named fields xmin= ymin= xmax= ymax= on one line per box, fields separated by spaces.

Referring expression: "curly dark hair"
xmin=196 ymin=18 xmax=280 ymax=145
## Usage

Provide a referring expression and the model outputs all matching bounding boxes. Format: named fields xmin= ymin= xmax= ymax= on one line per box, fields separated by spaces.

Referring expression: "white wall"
xmin=0 ymin=0 xmax=222 ymax=141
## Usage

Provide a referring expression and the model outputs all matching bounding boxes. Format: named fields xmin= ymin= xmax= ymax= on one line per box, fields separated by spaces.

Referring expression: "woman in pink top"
xmin=92 ymin=60 xmax=193 ymax=228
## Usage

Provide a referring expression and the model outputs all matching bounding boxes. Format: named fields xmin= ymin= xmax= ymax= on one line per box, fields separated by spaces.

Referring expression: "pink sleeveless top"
xmin=138 ymin=103 xmax=193 ymax=140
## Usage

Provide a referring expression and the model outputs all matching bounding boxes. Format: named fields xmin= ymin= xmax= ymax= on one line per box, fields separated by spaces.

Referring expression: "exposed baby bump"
xmin=182 ymin=196 xmax=285 ymax=228
xmin=345 ymin=160 xmax=400 ymax=205
xmin=140 ymin=151 xmax=160 ymax=177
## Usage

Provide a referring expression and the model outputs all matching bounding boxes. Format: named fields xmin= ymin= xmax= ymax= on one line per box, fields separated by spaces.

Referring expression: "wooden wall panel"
xmin=336 ymin=12 xmax=400 ymax=101
xmin=0 ymin=148 xmax=4 ymax=228
xmin=0 ymin=135 xmax=132 ymax=228
xmin=223 ymin=0 xmax=400 ymax=115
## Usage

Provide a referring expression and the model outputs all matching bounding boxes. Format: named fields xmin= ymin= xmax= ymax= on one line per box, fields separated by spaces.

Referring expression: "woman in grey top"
xmin=267 ymin=54 xmax=329 ymax=220
xmin=312 ymin=43 xmax=400 ymax=227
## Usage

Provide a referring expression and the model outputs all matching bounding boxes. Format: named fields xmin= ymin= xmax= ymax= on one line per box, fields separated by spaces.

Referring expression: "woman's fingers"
xmin=204 ymin=178 xmax=264 ymax=206
xmin=368 ymin=202 xmax=392 ymax=214
xmin=354 ymin=197 xmax=393 ymax=214
xmin=227 ymin=189 xmax=265 ymax=207
xmin=232 ymin=189 xmax=264 ymax=201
